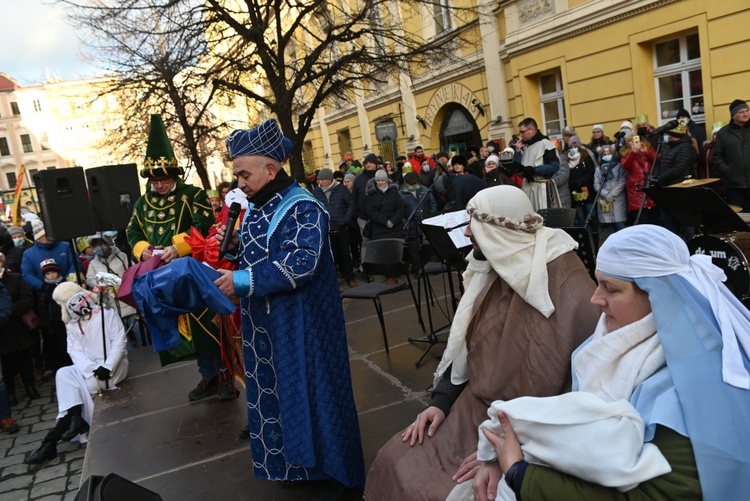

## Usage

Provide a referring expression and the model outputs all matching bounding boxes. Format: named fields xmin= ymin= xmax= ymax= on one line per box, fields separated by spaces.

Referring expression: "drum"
xmin=688 ymin=232 xmax=750 ymax=299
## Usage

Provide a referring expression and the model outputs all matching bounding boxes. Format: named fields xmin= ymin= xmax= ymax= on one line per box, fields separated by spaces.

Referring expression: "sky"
xmin=1 ymin=0 xmax=101 ymax=86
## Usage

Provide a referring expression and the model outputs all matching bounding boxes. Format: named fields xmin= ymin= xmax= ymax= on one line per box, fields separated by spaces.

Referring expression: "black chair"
xmin=538 ymin=207 xmax=577 ymax=228
xmin=562 ymin=227 xmax=597 ymax=282
xmin=341 ymin=239 xmax=425 ymax=352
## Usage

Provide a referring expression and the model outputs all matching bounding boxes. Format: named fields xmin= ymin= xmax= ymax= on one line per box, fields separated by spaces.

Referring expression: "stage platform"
xmin=80 ymin=275 xmax=456 ymax=499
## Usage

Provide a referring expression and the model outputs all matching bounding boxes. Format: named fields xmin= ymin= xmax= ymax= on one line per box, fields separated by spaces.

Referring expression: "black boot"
xmin=22 ymin=370 xmax=41 ymax=400
xmin=24 ymin=440 xmax=57 ymax=465
xmin=61 ymin=405 xmax=89 ymax=441
xmin=61 ymin=414 xmax=89 ymax=441
xmin=25 ymin=385 xmax=41 ymax=400
xmin=9 ymin=393 xmax=18 ymax=406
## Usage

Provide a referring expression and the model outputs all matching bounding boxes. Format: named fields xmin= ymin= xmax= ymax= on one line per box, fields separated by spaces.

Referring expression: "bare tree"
xmin=56 ymin=0 xmax=235 ymax=189
xmin=202 ymin=0 xmax=471 ymax=179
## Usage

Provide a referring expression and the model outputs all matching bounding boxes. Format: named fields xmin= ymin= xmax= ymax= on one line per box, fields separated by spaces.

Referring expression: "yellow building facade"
xmin=304 ymin=0 xmax=750 ymax=169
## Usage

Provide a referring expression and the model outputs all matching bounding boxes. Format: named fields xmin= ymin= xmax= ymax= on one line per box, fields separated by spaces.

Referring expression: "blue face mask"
xmin=407 ymin=185 xmax=418 ymax=192
xmin=13 ymin=237 xmax=24 ymax=247
xmin=568 ymin=148 xmax=579 ymax=156
xmin=602 ymin=154 xmax=613 ymax=163
xmin=93 ymin=246 xmax=109 ymax=258
xmin=422 ymin=165 xmax=430 ymax=173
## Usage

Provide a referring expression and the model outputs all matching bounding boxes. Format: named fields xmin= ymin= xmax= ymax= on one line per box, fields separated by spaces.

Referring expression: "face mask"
xmin=407 ymin=185 xmax=418 ymax=192
xmin=13 ymin=237 xmax=24 ymax=247
xmin=663 ymin=135 xmax=670 ymax=143
xmin=621 ymin=128 xmax=632 ymax=134
xmin=396 ymin=162 xmax=404 ymax=169
xmin=568 ymin=148 xmax=579 ymax=156
xmin=602 ymin=155 xmax=613 ymax=162
xmin=422 ymin=165 xmax=430 ymax=173
xmin=93 ymin=246 xmax=109 ymax=257
xmin=103 ymin=231 xmax=118 ymax=238
xmin=679 ymin=118 xmax=689 ymax=126
xmin=488 ymin=146 xmax=495 ymax=153
xmin=637 ymin=127 xmax=649 ymax=136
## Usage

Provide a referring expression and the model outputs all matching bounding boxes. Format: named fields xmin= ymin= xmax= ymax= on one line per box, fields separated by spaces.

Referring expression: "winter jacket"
xmin=352 ymin=169 xmax=377 ymax=220
xmin=364 ymin=179 xmax=405 ymax=240
xmin=400 ymin=185 xmax=437 ymax=238
xmin=713 ymin=121 xmax=750 ymax=189
xmin=567 ymin=153 xmax=597 ymax=207
xmin=21 ymin=241 xmax=77 ymax=292
xmin=313 ymin=182 xmax=355 ymax=232
xmin=0 ymin=271 xmax=37 ymax=355
xmin=657 ymin=136 xmax=696 ymax=187
xmin=594 ymin=161 xmax=627 ymax=223
xmin=621 ymin=147 xmax=657 ymax=212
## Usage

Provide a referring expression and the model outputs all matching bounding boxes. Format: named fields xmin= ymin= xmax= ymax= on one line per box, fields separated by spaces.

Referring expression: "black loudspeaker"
xmin=34 ymin=167 xmax=96 ymax=241
xmin=74 ymin=473 xmax=163 ymax=501
xmin=86 ymin=164 xmax=142 ymax=231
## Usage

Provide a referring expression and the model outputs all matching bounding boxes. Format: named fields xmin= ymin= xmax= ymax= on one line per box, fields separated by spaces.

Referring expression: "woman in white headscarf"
xmin=469 ymin=224 xmax=750 ymax=501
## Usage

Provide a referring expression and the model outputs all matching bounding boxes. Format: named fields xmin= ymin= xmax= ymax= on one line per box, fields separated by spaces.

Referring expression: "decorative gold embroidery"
xmin=158 ymin=227 xmax=165 ymax=235
xmin=147 ymin=225 xmax=153 ymax=233
xmin=157 ymin=212 xmax=166 ymax=220
xmin=168 ymin=208 xmax=175 ymax=216
xmin=168 ymin=195 xmax=176 ymax=203
xmin=148 ymin=210 xmax=154 ymax=218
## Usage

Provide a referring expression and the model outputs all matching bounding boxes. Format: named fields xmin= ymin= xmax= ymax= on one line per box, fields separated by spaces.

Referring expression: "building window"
xmin=337 ymin=129 xmax=352 ymax=160
xmin=433 ymin=0 xmax=452 ymax=35
xmin=6 ymin=173 xmax=16 ymax=188
xmin=653 ymin=32 xmax=703 ymax=124
xmin=33 ymin=99 xmax=42 ymax=112
xmin=20 ymin=134 xmax=33 ymax=153
xmin=0 ymin=138 xmax=9 ymax=156
xmin=539 ymin=70 xmax=566 ymax=137
xmin=10 ymin=102 xmax=20 ymax=115
xmin=302 ymin=140 xmax=316 ymax=171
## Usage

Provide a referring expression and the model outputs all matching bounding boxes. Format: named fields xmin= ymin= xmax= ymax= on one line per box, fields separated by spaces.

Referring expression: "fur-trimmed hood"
xmin=365 ymin=178 xmax=399 ymax=196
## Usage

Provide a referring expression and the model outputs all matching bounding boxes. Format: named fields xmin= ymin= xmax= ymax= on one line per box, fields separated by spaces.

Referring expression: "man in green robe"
xmin=126 ymin=114 xmax=235 ymax=402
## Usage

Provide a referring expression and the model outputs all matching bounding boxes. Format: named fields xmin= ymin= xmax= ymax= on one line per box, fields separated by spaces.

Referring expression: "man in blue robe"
xmin=214 ymin=119 xmax=365 ymax=495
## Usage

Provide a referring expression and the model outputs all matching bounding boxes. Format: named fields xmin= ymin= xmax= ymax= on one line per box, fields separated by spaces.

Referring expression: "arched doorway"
xmin=439 ymin=105 xmax=482 ymax=156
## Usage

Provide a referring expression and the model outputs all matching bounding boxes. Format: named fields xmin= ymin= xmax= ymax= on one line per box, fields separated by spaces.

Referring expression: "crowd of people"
xmin=2 ymin=99 xmax=749 ymax=500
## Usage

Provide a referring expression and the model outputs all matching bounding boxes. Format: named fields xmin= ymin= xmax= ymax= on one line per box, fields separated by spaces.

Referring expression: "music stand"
xmin=407 ymin=217 xmax=470 ymax=367
xmin=561 ymin=227 xmax=597 ymax=282
xmin=643 ymin=187 xmax=747 ymax=235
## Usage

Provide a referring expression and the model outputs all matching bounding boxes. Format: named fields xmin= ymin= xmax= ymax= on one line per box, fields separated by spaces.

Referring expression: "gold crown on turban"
xmin=206 ymin=189 xmax=219 ymax=199
xmin=669 ymin=123 xmax=689 ymax=135
xmin=635 ymin=114 xmax=649 ymax=123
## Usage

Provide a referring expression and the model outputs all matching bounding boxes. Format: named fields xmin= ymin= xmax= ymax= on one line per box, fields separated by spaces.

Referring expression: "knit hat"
xmin=7 ymin=226 xmax=24 ymax=237
xmin=620 ymin=121 xmax=633 ymax=130
xmin=712 ymin=121 xmax=727 ymax=136
xmin=317 ymin=168 xmax=333 ymax=181
xmin=485 ymin=155 xmax=500 ymax=165
xmin=592 ymin=124 xmax=604 ymax=133
xmin=40 ymin=258 xmax=60 ymax=275
xmin=374 ymin=169 xmax=388 ymax=181
xmin=403 ymin=172 xmax=419 ymax=185
xmin=225 ymin=119 xmax=293 ymax=163
xmin=677 ymin=109 xmax=691 ymax=119
xmin=451 ymin=155 xmax=468 ymax=167
xmin=568 ymin=135 xmax=583 ymax=148
xmin=344 ymin=173 xmax=356 ymax=184
xmin=436 ymin=151 xmax=449 ymax=160
xmin=141 ymin=114 xmax=183 ymax=179
xmin=562 ymin=126 xmax=577 ymax=136
xmin=363 ymin=153 xmax=378 ymax=166
xmin=32 ymin=219 xmax=45 ymax=241
xmin=730 ymin=99 xmax=749 ymax=117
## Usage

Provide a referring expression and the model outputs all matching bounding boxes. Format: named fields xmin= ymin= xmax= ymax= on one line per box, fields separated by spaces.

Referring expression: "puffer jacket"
xmin=364 ymin=179 xmax=405 ymax=240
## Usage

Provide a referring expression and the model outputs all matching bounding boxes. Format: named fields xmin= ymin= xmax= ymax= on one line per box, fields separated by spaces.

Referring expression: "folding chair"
xmin=341 ymin=238 xmax=425 ymax=353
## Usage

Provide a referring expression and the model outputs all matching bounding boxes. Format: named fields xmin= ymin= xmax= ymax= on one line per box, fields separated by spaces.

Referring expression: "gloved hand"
xmin=386 ymin=220 xmax=394 ymax=229
xmin=523 ymin=166 xmax=536 ymax=183
xmin=93 ymin=366 xmax=111 ymax=381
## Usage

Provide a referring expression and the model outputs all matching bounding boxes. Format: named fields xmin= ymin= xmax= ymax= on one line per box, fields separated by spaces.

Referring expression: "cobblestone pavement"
xmin=0 ymin=376 xmax=84 ymax=501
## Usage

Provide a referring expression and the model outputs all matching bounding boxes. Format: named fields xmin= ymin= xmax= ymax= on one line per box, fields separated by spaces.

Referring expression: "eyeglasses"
xmin=518 ymin=128 xmax=532 ymax=134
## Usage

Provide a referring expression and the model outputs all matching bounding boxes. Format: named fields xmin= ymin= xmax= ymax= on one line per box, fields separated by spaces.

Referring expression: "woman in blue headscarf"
xmin=465 ymin=224 xmax=750 ymax=501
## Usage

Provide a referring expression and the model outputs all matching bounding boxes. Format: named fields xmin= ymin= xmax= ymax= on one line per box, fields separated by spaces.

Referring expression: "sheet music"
xmin=423 ymin=211 xmax=472 ymax=249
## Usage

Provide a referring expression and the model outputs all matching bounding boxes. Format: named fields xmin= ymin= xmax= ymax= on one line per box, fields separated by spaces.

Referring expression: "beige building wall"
xmin=306 ymin=0 xmax=750 ymax=168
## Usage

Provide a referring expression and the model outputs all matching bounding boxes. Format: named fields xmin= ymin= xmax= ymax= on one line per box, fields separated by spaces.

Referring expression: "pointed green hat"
xmin=141 ymin=114 xmax=183 ymax=178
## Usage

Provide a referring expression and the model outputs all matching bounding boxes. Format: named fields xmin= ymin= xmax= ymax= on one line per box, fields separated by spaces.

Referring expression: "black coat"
xmin=0 ymin=271 xmax=37 ymax=355
xmin=714 ymin=122 xmax=750 ymax=189
xmin=313 ymin=182 xmax=355 ymax=232
xmin=658 ymin=136 xmax=697 ymax=187
xmin=364 ymin=180 xmax=405 ymax=240
xmin=352 ymin=169 xmax=377 ymax=220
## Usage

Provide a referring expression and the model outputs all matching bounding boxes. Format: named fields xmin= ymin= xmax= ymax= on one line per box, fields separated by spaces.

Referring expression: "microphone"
xmin=644 ymin=120 xmax=679 ymax=138
xmin=219 ymin=202 xmax=241 ymax=260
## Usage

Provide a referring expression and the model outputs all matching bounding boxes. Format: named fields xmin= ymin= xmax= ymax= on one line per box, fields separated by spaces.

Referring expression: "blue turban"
xmin=226 ymin=118 xmax=293 ymax=162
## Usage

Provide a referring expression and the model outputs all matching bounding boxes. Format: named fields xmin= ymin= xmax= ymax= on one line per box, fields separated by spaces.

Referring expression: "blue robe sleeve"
xmin=235 ymin=202 xmax=327 ymax=298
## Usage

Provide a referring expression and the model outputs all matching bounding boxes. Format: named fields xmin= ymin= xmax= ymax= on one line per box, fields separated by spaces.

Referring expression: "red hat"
xmin=40 ymin=258 xmax=60 ymax=275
